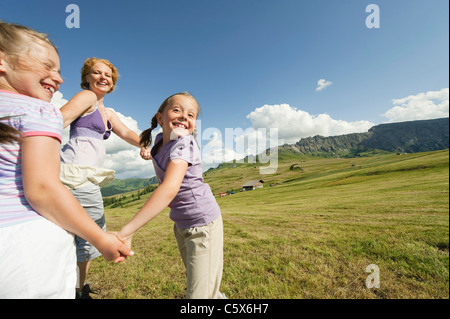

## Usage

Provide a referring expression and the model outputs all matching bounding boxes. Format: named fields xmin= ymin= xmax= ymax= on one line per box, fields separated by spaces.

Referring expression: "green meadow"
xmin=90 ymin=149 xmax=449 ymax=299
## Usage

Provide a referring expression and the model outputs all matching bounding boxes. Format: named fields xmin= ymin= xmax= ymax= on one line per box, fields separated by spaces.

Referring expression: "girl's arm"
xmin=107 ymin=108 xmax=151 ymax=159
xmin=21 ymin=135 xmax=133 ymax=262
xmin=117 ymin=159 xmax=188 ymax=248
xmin=59 ymin=90 xmax=97 ymax=128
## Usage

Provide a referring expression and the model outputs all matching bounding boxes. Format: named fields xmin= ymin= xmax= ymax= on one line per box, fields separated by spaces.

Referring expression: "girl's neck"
xmin=158 ymin=130 xmax=175 ymax=152
xmin=161 ymin=133 xmax=171 ymax=148
xmin=162 ymin=130 xmax=179 ymax=147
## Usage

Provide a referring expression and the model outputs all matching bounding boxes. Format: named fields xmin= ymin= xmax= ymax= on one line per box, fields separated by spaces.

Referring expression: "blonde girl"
xmin=0 ymin=21 xmax=132 ymax=299
xmin=117 ymin=92 xmax=225 ymax=299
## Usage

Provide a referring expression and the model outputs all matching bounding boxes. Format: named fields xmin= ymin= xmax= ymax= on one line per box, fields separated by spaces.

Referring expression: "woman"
xmin=60 ymin=57 xmax=150 ymax=299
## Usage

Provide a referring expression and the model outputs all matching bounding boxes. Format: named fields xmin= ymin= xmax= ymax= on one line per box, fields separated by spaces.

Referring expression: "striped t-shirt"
xmin=0 ymin=90 xmax=63 ymax=228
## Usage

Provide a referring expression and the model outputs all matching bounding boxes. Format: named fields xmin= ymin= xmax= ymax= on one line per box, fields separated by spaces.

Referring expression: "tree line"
xmin=103 ymin=184 xmax=158 ymax=208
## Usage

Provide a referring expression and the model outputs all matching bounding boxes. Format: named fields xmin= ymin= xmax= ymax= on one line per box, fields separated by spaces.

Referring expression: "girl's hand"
xmin=114 ymin=230 xmax=134 ymax=252
xmin=98 ymin=232 xmax=134 ymax=263
xmin=140 ymin=146 xmax=151 ymax=160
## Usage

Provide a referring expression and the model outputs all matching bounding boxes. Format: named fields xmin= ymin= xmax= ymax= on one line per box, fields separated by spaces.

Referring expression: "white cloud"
xmin=246 ymin=104 xmax=374 ymax=144
xmin=199 ymin=103 xmax=374 ymax=169
xmin=316 ymin=78 xmax=333 ymax=91
xmin=103 ymin=109 xmax=154 ymax=179
xmin=200 ymin=130 xmax=240 ymax=171
xmin=382 ymin=88 xmax=449 ymax=122
xmin=199 ymin=126 xmax=280 ymax=174
xmin=51 ymin=91 xmax=70 ymax=144
xmin=199 ymin=103 xmax=373 ymax=173
xmin=104 ymin=149 xmax=154 ymax=179
xmin=51 ymin=91 xmax=69 ymax=108
xmin=103 ymin=110 xmax=140 ymax=154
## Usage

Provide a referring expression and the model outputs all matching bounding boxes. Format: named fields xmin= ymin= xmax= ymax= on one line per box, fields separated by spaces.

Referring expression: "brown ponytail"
xmin=139 ymin=115 xmax=158 ymax=148
xmin=0 ymin=117 xmax=21 ymax=144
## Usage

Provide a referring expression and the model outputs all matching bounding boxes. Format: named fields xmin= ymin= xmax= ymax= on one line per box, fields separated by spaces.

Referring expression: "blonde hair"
xmin=80 ymin=57 xmax=119 ymax=93
xmin=0 ymin=20 xmax=58 ymax=66
xmin=0 ymin=21 xmax=56 ymax=143
xmin=140 ymin=92 xmax=200 ymax=148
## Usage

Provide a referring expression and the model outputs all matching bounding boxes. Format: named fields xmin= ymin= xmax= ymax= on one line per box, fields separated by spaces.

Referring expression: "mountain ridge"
xmin=102 ymin=117 xmax=449 ymax=196
xmin=280 ymin=117 xmax=449 ymax=157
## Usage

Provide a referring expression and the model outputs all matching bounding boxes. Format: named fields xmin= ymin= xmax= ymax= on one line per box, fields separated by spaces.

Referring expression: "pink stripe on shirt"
xmin=22 ymin=131 xmax=62 ymax=143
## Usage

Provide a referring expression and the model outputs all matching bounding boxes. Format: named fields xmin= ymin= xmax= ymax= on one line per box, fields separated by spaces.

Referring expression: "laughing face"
xmin=0 ymin=39 xmax=62 ymax=102
xmin=157 ymin=95 xmax=199 ymax=144
xmin=85 ymin=62 xmax=114 ymax=95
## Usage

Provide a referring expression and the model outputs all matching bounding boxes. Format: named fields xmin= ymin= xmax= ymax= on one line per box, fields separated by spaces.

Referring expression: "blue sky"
xmin=1 ymin=0 xmax=448 ymax=178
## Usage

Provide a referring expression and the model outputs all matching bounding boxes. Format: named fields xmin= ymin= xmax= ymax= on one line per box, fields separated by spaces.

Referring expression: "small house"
xmin=242 ymin=180 xmax=264 ymax=191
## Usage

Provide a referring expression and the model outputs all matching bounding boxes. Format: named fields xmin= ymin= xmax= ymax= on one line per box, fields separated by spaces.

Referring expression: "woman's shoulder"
xmin=60 ymin=90 xmax=97 ymax=117
xmin=74 ymin=89 xmax=97 ymax=99
xmin=72 ymin=90 xmax=97 ymax=105
xmin=63 ymin=90 xmax=97 ymax=111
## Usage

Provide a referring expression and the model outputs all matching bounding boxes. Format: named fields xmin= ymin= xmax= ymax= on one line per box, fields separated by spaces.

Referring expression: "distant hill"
xmin=102 ymin=118 xmax=449 ymax=197
xmin=361 ymin=118 xmax=449 ymax=153
xmin=281 ymin=117 xmax=449 ymax=157
xmin=101 ymin=176 xmax=158 ymax=197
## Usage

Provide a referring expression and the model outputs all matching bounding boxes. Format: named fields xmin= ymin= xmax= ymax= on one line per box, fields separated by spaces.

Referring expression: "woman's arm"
xmin=59 ymin=90 xmax=97 ymax=128
xmin=107 ymin=108 xmax=140 ymax=147
xmin=107 ymin=108 xmax=151 ymax=159
xmin=117 ymin=159 xmax=188 ymax=248
xmin=21 ymin=135 xmax=133 ymax=262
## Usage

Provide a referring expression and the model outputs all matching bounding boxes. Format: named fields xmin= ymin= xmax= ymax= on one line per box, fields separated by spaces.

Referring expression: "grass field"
xmin=89 ymin=149 xmax=449 ymax=299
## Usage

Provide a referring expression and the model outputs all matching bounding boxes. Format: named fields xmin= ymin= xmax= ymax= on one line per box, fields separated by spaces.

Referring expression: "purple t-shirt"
xmin=151 ymin=133 xmax=221 ymax=228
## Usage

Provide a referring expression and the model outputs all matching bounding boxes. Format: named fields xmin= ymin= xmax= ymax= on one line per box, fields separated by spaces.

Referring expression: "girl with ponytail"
xmin=118 ymin=92 xmax=226 ymax=299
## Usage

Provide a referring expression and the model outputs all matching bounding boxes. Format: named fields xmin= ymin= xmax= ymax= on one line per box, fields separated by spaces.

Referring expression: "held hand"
xmin=110 ymin=231 xmax=133 ymax=251
xmin=115 ymin=231 xmax=133 ymax=253
xmin=98 ymin=232 xmax=134 ymax=263
xmin=140 ymin=147 xmax=151 ymax=160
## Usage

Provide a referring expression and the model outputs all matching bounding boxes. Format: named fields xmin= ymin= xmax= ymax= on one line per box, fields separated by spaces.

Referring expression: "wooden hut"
xmin=242 ymin=180 xmax=264 ymax=191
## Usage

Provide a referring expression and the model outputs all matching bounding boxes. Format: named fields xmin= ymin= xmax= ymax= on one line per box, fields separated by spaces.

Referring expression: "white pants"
xmin=174 ymin=216 xmax=224 ymax=299
xmin=0 ymin=218 xmax=77 ymax=298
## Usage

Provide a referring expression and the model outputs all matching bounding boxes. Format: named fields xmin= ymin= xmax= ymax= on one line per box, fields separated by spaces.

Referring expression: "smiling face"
xmin=85 ymin=62 xmax=114 ymax=95
xmin=157 ymin=94 xmax=199 ymax=144
xmin=80 ymin=57 xmax=118 ymax=93
xmin=0 ymin=39 xmax=62 ymax=102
